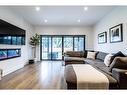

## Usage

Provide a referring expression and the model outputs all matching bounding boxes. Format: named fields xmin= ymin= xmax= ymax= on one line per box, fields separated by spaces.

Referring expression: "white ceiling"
xmin=7 ymin=6 xmax=116 ymax=26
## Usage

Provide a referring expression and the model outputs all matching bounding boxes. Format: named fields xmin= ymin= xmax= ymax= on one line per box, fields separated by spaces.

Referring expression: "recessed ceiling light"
xmin=44 ymin=19 xmax=48 ymax=23
xmin=77 ymin=19 xmax=80 ymax=23
xmin=84 ymin=7 xmax=88 ymax=11
xmin=35 ymin=7 xmax=40 ymax=11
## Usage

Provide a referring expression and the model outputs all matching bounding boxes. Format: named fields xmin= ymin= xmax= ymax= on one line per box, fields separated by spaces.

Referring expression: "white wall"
xmin=0 ymin=7 xmax=34 ymax=76
xmin=34 ymin=26 xmax=94 ymax=60
xmin=94 ymin=7 xmax=127 ymax=54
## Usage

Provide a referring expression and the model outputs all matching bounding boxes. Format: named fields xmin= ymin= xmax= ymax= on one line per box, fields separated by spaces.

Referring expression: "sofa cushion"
xmin=80 ymin=51 xmax=86 ymax=57
xmin=94 ymin=62 xmax=106 ymax=67
xmin=96 ymin=52 xmax=108 ymax=61
xmin=109 ymin=57 xmax=127 ymax=72
xmin=83 ymin=51 xmax=88 ymax=58
xmin=85 ymin=58 xmax=112 ymax=75
xmin=104 ymin=54 xmax=113 ymax=66
xmin=97 ymin=66 xmax=112 ymax=75
xmin=85 ymin=59 xmax=104 ymax=66
xmin=84 ymin=58 xmax=95 ymax=64
xmin=85 ymin=58 xmax=102 ymax=63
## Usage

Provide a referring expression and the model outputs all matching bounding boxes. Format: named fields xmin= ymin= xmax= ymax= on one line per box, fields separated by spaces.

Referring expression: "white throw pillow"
xmin=104 ymin=53 xmax=113 ymax=67
xmin=87 ymin=51 xmax=96 ymax=59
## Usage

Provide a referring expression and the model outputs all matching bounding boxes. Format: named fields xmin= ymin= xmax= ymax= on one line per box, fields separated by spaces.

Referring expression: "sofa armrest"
xmin=63 ymin=52 xmax=71 ymax=57
xmin=0 ymin=69 xmax=2 ymax=75
xmin=63 ymin=54 xmax=69 ymax=57
xmin=0 ymin=69 xmax=3 ymax=80
xmin=112 ymin=68 xmax=127 ymax=89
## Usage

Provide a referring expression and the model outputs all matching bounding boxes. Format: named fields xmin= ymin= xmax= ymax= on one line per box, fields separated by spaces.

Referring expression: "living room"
xmin=0 ymin=0 xmax=127 ymax=93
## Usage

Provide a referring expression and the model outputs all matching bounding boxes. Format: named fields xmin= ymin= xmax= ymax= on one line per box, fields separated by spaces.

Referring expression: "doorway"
xmin=40 ymin=35 xmax=85 ymax=60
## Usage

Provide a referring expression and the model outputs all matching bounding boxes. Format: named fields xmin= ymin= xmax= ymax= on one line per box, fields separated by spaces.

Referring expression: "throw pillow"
xmin=109 ymin=57 xmax=127 ymax=72
xmin=87 ymin=51 xmax=97 ymax=59
xmin=104 ymin=53 xmax=113 ymax=66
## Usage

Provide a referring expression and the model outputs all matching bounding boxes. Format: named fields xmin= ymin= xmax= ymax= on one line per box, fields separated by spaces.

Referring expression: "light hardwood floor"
xmin=0 ymin=61 xmax=67 ymax=89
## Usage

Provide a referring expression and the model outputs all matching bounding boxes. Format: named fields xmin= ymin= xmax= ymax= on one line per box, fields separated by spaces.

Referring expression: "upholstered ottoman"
xmin=64 ymin=64 xmax=117 ymax=89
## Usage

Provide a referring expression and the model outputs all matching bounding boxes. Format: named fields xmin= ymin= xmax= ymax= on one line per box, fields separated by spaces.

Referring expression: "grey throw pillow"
xmin=109 ymin=57 xmax=127 ymax=72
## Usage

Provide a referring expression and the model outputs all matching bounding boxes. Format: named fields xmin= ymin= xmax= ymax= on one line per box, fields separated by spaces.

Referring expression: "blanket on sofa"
xmin=72 ymin=64 xmax=109 ymax=89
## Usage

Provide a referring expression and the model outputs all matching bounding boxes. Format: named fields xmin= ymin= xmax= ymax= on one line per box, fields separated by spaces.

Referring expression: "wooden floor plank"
xmin=0 ymin=61 xmax=67 ymax=89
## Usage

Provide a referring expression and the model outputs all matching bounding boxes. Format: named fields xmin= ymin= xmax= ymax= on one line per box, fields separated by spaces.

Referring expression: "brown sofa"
xmin=64 ymin=51 xmax=127 ymax=89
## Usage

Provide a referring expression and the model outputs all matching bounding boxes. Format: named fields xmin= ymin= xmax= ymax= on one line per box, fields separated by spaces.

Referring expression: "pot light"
xmin=35 ymin=7 xmax=40 ymax=11
xmin=84 ymin=7 xmax=88 ymax=11
xmin=77 ymin=19 xmax=80 ymax=23
xmin=44 ymin=19 xmax=48 ymax=23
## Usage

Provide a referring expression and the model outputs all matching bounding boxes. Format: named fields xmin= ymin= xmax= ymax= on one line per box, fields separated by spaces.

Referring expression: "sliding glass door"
xmin=74 ymin=36 xmax=84 ymax=51
xmin=41 ymin=36 xmax=51 ymax=60
xmin=52 ymin=37 xmax=62 ymax=60
xmin=63 ymin=36 xmax=73 ymax=52
xmin=40 ymin=35 xmax=85 ymax=60
xmin=41 ymin=36 xmax=62 ymax=60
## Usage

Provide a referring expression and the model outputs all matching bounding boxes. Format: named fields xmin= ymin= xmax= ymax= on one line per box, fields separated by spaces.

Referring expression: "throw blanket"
xmin=72 ymin=64 xmax=109 ymax=89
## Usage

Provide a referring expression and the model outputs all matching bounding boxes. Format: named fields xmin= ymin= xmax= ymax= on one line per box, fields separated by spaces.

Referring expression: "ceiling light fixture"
xmin=84 ymin=7 xmax=88 ymax=11
xmin=35 ymin=7 xmax=40 ymax=11
xmin=44 ymin=19 xmax=48 ymax=23
xmin=77 ymin=19 xmax=80 ymax=23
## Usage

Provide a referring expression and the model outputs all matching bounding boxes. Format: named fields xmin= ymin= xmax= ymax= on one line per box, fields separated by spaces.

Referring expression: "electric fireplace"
xmin=0 ymin=49 xmax=7 ymax=60
xmin=0 ymin=49 xmax=21 ymax=61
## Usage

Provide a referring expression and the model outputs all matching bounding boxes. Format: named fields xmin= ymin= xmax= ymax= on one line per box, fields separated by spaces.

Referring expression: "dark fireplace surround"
xmin=0 ymin=48 xmax=21 ymax=61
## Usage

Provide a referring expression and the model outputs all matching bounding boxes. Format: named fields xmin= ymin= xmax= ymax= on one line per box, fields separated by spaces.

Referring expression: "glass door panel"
xmin=63 ymin=37 xmax=73 ymax=52
xmin=52 ymin=37 xmax=62 ymax=60
xmin=41 ymin=37 xmax=51 ymax=60
xmin=74 ymin=37 xmax=84 ymax=51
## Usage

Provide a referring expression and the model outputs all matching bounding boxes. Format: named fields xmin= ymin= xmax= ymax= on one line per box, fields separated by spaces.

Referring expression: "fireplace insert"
xmin=0 ymin=49 xmax=7 ymax=60
xmin=0 ymin=49 xmax=21 ymax=61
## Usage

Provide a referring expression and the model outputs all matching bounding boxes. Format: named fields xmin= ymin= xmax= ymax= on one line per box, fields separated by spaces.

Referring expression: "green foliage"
xmin=30 ymin=33 xmax=40 ymax=46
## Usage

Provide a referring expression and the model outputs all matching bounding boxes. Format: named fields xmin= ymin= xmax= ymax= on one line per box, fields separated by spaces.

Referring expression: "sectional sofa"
xmin=64 ymin=51 xmax=127 ymax=89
